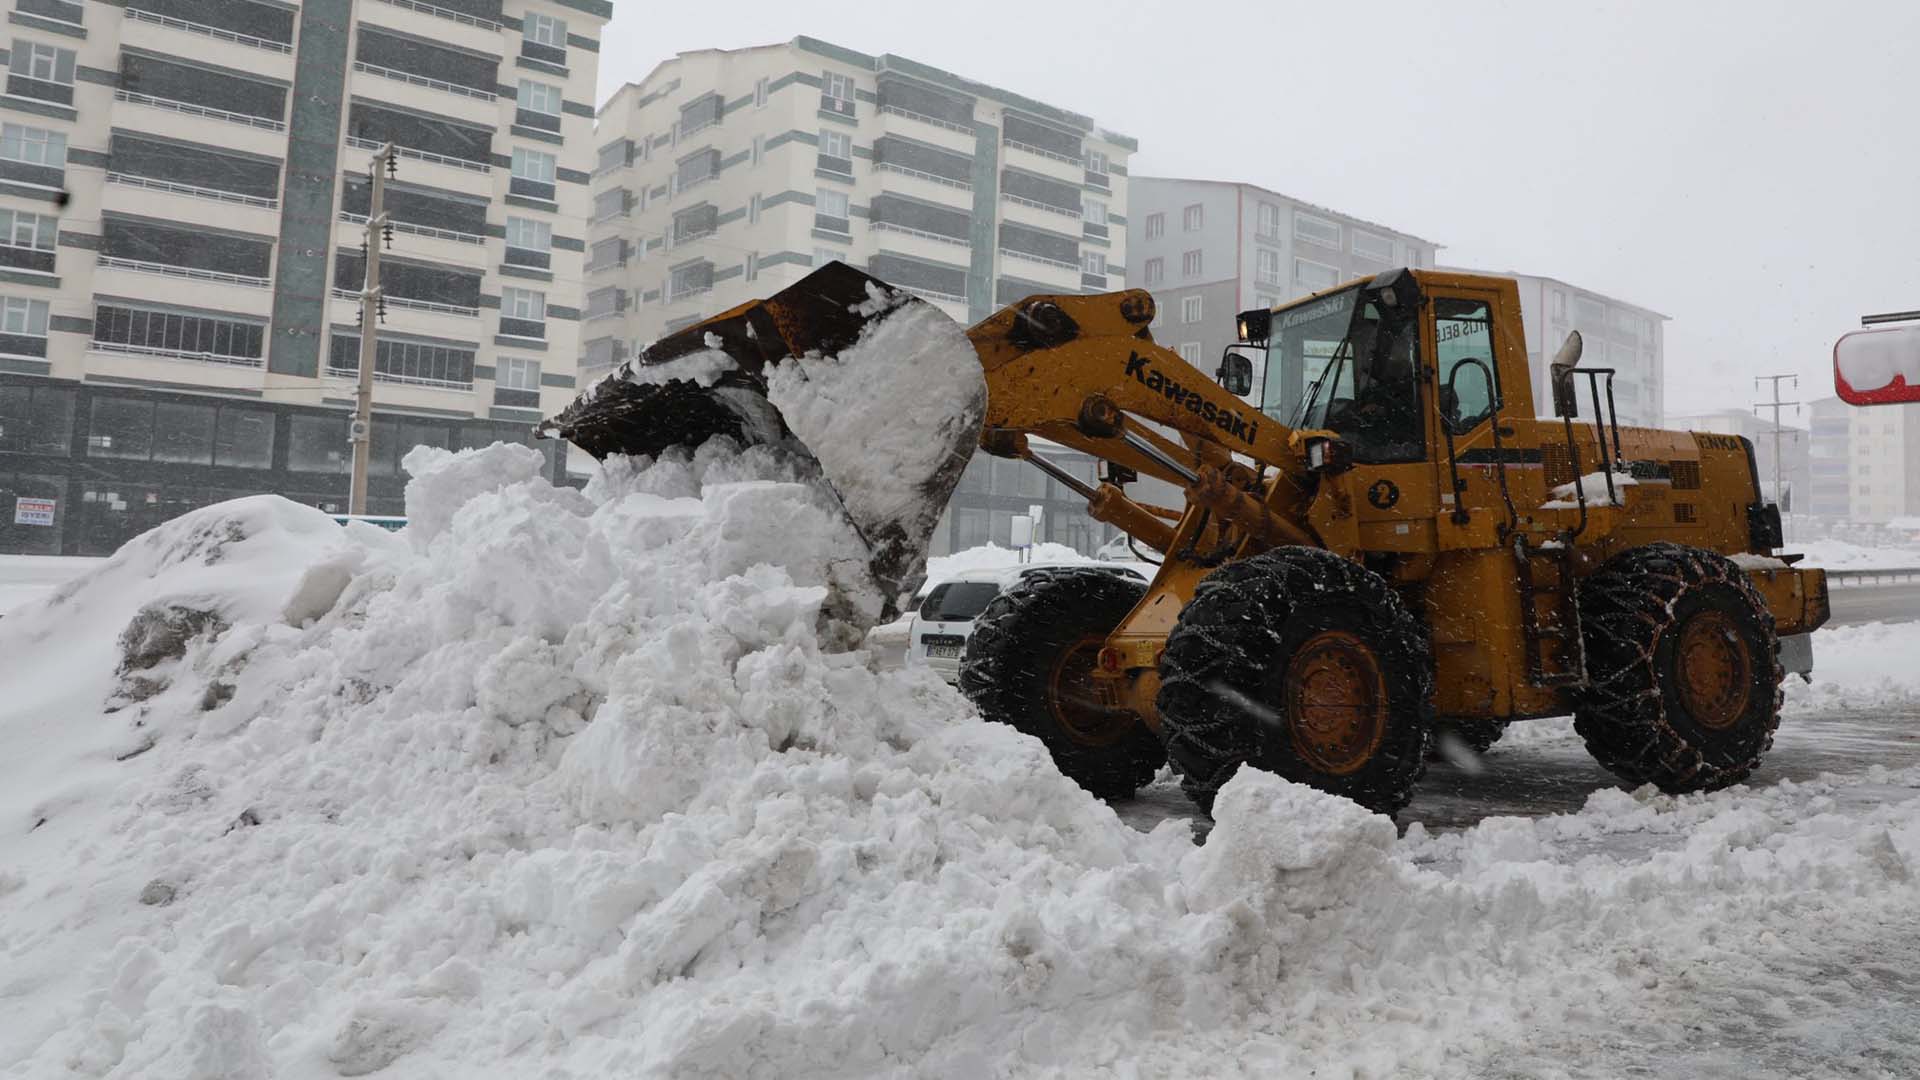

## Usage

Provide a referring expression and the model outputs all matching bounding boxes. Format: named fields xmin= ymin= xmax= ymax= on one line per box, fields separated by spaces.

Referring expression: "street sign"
xmin=1835 ymin=320 xmax=1920 ymax=405
xmin=13 ymin=496 xmax=55 ymax=527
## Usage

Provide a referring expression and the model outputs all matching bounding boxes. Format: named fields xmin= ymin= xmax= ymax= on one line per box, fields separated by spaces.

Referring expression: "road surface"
xmin=1828 ymin=582 xmax=1920 ymax=626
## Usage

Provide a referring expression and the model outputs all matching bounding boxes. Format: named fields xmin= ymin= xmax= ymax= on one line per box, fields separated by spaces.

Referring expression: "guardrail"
xmin=1825 ymin=567 xmax=1920 ymax=587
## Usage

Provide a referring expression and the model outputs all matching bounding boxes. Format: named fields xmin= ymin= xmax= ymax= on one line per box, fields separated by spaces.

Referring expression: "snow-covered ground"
xmin=1792 ymin=538 xmax=1920 ymax=571
xmin=0 ymin=555 xmax=100 ymax=617
xmin=4 ymin=446 xmax=1920 ymax=1078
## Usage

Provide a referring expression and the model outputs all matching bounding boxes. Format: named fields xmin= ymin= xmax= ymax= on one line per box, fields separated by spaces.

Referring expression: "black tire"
xmin=958 ymin=568 xmax=1164 ymax=799
xmin=1574 ymin=542 xmax=1783 ymax=793
xmin=1431 ymin=717 xmax=1505 ymax=758
xmin=1156 ymin=547 xmax=1434 ymax=817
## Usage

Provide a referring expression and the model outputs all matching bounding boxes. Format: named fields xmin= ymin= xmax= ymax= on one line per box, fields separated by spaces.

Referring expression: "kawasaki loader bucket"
xmin=541 ymin=262 xmax=987 ymax=633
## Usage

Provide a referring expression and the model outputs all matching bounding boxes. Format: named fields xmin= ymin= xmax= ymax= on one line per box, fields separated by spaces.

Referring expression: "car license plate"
xmin=928 ymin=644 xmax=962 ymax=659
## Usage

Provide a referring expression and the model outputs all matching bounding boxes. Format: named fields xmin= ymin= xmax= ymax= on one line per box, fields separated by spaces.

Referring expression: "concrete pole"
xmin=348 ymin=143 xmax=395 ymax=516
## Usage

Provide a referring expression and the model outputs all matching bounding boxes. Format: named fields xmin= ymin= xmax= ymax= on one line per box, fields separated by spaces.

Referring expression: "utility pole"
xmin=1754 ymin=373 xmax=1800 ymax=542
xmin=348 ymin=143 xmax=397 ymax=516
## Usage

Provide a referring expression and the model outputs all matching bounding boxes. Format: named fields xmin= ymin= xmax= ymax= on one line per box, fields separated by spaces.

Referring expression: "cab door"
xmin=1426 ymin=284 xmax=1520 ymax=552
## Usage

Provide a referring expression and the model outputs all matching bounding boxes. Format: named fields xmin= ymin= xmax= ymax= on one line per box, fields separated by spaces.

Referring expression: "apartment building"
xmin=1808 ymin=395 xmax=1851 ymax=518
xmin=0 ymin=0 xmax=609 ymax=557
xmin=1125 ymin=177 xmax=1440 ymax=398
xmin=1495 ymin=272 xmax=1667 ymax=428
xmin=582 ymin=36 xmax=1136 ymax=387
xmin=1845 ymin=398 xmax=1920 ymax=523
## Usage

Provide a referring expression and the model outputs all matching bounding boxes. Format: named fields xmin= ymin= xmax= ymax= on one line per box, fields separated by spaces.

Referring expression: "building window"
xmin=1552 ymin=290 xmax=1567 ymax=321
xmin=328 ymin=334 xmax=476 ymax=388
xmin=92 ymin=304 xmax=263 ymax=364
xmin=812 ymin=247 xmax=846 ymax=267
xmin=13 ymin=40 xmax=73 ymax=84
xmin=1085 ymin=149 xmax=1108 ymax=175
xmin=1255 ymin=202 xmax=1280 ymax=239
xmin=1149 ymin=305 xmax=1164 ymax=329
xmin=1 ymin=295 xmax=49 ymax=337
xmin=0 ymin=123 xmax=65 ymax=167
xmin=500 ymin=287 xmax=546 ymax=338
xmin=821 ymin=70 xmax=854 ymax=117
xmin=511 ymin=147 xmax=557 ymax=200
xmin=1083 ymin=199 xmax=1107 ymax=225
xmin=506 ymin=216 xmax=552 ymax=253
xmin=497 ymin=356 xmax=541 ymax=390
xmin=1143 ymin=256 xmax=1163 ymax=285
xmin=1256 ymin=247 xmax=1282 ymax=286
xmin=517 ymin=80 xmax=563 ymax=131
xmin=1182 ymin=203 xmax=1203 ymax=231
xmin=748 ymin=193 xmax=761 ymax=223
xmin=1293 ymin=211 xmax=1340 ymax=249
xmin=815 ymin=188 xmax=850 ymax=234
xmin=1255 ymin=292 xmax=1279 ymax=309
xmin=818 ymin=129 xmax=852 ymax=174
xmin=1144 ymin=212 xmax=1163 ymax=240
xmin=754 ymin=77 xmax=769 ymax=108
xmin=1294 ymin=257 xmax=1340 ymax=291
xmin=524 ymin=12 xmax=567 ymax=48
xmin=1082 ymin=251 xmax=1106 ymax=275
xmin=669 ymin=260 xmax=714 ymax=298
xmin=1181 ymin=249 xmax=1202 ymax=277
xmin=0 ymin=208 xmax=55 ymax=251
xmin=1177 ymin=342 xmax=1201 ymax=363
xmin=1352 ymin=230 xmax=1393 ymax=262
xmin=1181 ymin=295 xmax=1202 ymax=324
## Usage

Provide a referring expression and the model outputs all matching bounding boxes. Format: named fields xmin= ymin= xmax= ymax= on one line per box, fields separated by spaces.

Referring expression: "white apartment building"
xmin=1845 ymin=399 xmax=1920 ymax=523
xmin=1492 ymin=271 xmax=1668 ymax=428
xmin=582 ymin=36 xmax=1136 ymax=385
xmin=1126 ymin=177 xmax=1440 ymax=397
xmin=0 ymin=0 xmax=609 ymax=556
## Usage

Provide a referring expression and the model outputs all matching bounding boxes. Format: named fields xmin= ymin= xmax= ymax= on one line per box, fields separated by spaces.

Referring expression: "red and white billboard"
xmin=1835 ymin=322 xmax=1920 ymax=405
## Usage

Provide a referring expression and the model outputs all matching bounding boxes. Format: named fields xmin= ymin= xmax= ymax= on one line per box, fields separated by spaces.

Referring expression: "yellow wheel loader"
xmin=545 ymin=263 xmax=1829 ymax=816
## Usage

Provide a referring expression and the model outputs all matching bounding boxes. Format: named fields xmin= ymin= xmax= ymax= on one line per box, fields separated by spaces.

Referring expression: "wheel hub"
xmin=1049 ymin=636 xmax=1138 ymax=747
xmin=1285 ymin=630 xmax=1388 ymax=776
xmin=1675 ymin=609 xmax=1752 ymax=731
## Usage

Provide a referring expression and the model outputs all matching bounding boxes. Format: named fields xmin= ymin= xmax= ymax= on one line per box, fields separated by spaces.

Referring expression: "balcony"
xmin=330 ymin=288 xmax=479 ymax=319
xmin=324 ymin=363 xmax=472 ymax=393
xmin=122 ymin=7 xmax=291 ymax=54
xmin=105 ymin=172 xmax=277 ymax=211
xmin=345 ymin=137 xmax=492 ymax=202
xmin=1001 ymin=142 xmax=1083 ymax=185
xmin=353 ymin=61 xmax=497 ymax=104
xmin=91 ymin=339 xmax=265 ymax=370
xmin=339 ymin=212 xmax=485 ymax=249
xmin=369 ymin=0 xmax=501 ymax=31
xmin=114 ymin=89 xmax=284 ymax=133
xmin=1000 ymin=193 xmax=1081 ymax=225
xmin=876 ymin=103 xmax=972 ymax=137
xmin=97 ymin=254 xmax=269 ymax=289
xmin=997 ymin=248 xmax=1080 ymax=274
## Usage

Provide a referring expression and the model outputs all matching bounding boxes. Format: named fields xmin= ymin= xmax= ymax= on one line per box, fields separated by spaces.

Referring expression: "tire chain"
xmin=1574 ymin=541 xmax=1784 ymax=792
xmin=1157 ymin=547 xmax=1434 ymax=815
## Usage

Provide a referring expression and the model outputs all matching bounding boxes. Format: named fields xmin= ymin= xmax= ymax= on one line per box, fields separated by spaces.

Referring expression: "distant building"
xmin=0 ymin=0 xmax=611 ymax=557
xmin=1668 ymin=408 xmax=1809 ymax=512
xmin=1808 ymin=396 xmax=1852 ymax=518
xmin=1845 ymin=399 xmax=1920 ymax=523
xmin=585 ymin=36 xmax=1136 ymax=387
xmin=1125 ymin=177 xmax=1439 ymax=396
xmin=1449 ymin=271 xmax=1667 ymax=429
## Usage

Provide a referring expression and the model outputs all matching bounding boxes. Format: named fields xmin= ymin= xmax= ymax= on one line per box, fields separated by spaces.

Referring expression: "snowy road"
xmin=1828 ymin=582 xmax=1920 ymax=626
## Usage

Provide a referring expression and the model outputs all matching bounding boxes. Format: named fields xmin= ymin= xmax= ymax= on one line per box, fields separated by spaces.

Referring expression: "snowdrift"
xmin=4 ymin=441 xmax=1920 ymax=1078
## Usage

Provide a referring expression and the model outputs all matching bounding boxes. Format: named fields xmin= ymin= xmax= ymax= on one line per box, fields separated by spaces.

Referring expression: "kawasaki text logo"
xmin=1124 ymin=352 xmax=1261 ymax=445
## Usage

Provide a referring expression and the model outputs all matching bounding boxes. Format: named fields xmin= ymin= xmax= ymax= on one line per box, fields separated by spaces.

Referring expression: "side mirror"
xmin=1216 ymin=350 xmax=1253 ymax=396
xmin=1549 ymin=330 xmax=1584 ymax=418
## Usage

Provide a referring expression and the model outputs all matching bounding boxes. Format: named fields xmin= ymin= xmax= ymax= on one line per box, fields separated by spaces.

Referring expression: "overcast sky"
xmin=595 ymin=0 xmax=1918 ymax=423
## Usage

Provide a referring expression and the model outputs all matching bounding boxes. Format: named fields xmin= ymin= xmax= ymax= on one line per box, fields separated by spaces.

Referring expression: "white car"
xmin=907 ymin=562 xmax=1151 ymax=683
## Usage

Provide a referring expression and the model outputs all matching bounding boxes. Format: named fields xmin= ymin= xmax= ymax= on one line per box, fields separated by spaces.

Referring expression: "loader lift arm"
xmin=964 ymin=288 xmax=1323 ymax=556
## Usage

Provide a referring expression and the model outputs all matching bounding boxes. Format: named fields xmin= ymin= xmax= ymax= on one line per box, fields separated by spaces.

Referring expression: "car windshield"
xmin=1262 ymin=287 xmax=1424 ymax=463
xmin=918 ymin=581 xmax=1001 ymax=622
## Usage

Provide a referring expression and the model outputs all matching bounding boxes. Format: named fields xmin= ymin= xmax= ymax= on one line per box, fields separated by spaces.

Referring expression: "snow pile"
xmin=0 ymin=554 xmax=100 ymax=616
xmin=1786 ymin=620 xmax=1920 ymax=714
xmin=6 ymin=442 xmax=1920 ymax=1077
xmin=1795 ymin=538 xmax=1920 ymax=571
xmin=1540 ymin=470 xmax=1636 ymax=509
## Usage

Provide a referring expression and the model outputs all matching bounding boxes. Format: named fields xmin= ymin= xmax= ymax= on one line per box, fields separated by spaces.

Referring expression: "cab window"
xmin=1434 ymin=298 xmax=1499 ymax=433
